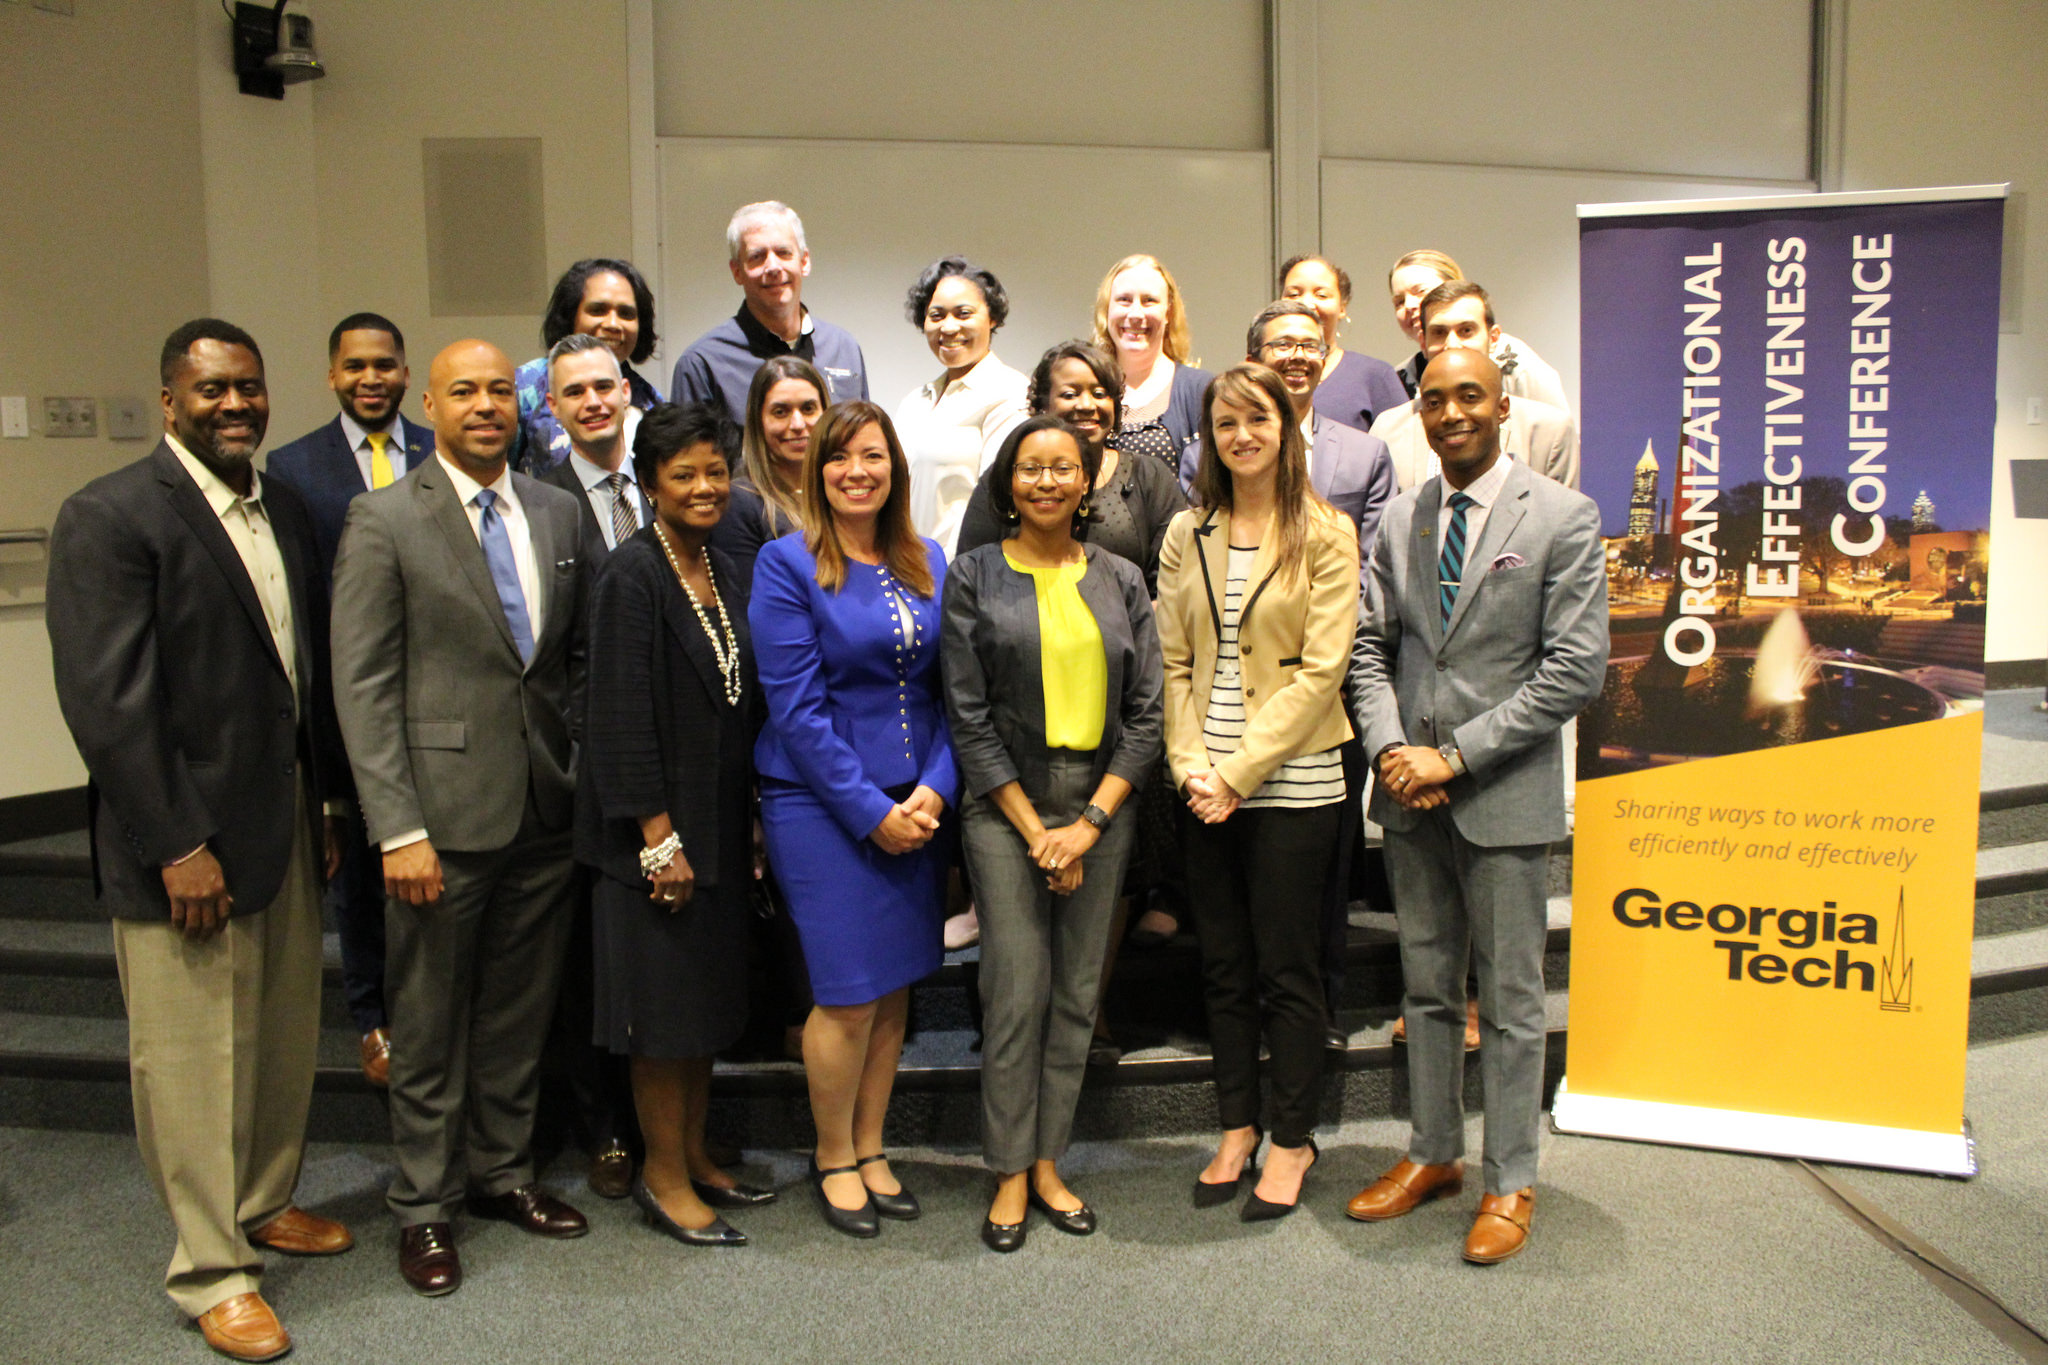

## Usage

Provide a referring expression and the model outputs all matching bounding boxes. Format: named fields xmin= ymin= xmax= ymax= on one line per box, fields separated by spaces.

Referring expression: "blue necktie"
xmin=1439 ymin=491 xmax=1476 ymax=631
xmin=475 ymin=488 xmax=535 ymax=664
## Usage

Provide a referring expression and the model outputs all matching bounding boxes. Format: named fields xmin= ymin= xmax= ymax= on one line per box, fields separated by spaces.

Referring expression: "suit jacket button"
xmin=1436 ymin=660 xmax=1447 ymax=671
xmin=1245 ymin=686 xmax=1257 ymax=699
xmin=1240 ymin=643 xmax=1252 ymax=655
xmin=283 ymin=761 xmax=295 ymax=775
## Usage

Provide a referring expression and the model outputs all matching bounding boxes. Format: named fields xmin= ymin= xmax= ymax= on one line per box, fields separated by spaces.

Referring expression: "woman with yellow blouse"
xmin=1155 ymin=363 xmax=1360 ymax=1221
xmin=941 ymin=415 xmax=1164 ymax=1252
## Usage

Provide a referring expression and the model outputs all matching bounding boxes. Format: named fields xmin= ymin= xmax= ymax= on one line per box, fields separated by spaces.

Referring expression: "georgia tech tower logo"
xmin=1612 ymin=885 xmax=1914 ymax=1012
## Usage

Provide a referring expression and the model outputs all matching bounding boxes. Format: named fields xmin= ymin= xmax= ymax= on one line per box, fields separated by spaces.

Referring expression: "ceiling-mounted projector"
xmin=233 ymin=1 xmax=325 ymax=100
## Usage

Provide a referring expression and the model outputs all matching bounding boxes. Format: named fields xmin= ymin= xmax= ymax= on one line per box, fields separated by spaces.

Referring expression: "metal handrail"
xmin=0 ymin=529 xmax=49 ymax=547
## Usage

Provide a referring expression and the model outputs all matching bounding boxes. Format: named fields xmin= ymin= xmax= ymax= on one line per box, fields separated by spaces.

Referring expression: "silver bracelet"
xmin=639 ymin=833 xmax=682 ymax=879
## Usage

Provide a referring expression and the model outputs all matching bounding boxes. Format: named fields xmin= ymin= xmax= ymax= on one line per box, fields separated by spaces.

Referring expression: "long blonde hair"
xmin=798 ymin=402 xmax=935 ymax=598
xmin=1193 ymin=363 xmax=1334 ymax=574
xmin=1091 ymin=253 xmax=1196 ymax=366
xmin=741 ymin=355 xmax=826 ymax=535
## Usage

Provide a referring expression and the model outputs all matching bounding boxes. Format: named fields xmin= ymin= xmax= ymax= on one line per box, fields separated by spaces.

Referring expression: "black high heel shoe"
xmin=855 ymin=1153 xmax=920 ymax=1221
xmin=1240 ymin=1135 xmax=1319 ymax=1223
xmin=1028 ymin=1187 xmax=1096 ymax=1236
xmin=692 ymin=1178 xmax=777 ymax=1210
xmin=630 ymin=1176 xmax=747 ymax=1247
xmin=1192 ymin=1126 xmax=1264 ymax=1209
xmin=809 ymin=1157 xmax=880 ymax=1238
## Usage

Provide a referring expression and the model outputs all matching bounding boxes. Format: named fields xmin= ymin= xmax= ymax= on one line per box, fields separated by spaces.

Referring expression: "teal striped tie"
xmin=1439 ymin=491 xmax=1476 ymax=630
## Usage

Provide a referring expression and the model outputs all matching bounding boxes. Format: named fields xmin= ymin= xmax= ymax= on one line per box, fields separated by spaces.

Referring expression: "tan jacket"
xmin=1156 ymin=503 xmax=1359 ymax=797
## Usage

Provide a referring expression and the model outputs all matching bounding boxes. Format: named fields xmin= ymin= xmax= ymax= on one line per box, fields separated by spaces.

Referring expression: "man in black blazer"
xmin=47 ymin=319 xmax=353 ymax=1362
xmin=265 ymin=312 xmax=433 ymax=1087
xmin=531 ymin=331 xmax=646 ymax=1197
xmin=330 ymin=339 xmax=591 ymax=1297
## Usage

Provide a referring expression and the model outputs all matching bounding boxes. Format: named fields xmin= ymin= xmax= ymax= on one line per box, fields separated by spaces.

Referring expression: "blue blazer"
xmin=266 ymin=415 xmax=433 ymax=579
xmin=1179 ymin=414 xmax=1396 ymax=576
xmin=749 ymin=532 xmax=959 ymax=841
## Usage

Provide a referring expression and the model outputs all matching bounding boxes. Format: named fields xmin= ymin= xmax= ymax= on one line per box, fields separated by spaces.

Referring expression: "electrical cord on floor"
xmin=1793 ymin=1159 xmax=2048 ymax=1363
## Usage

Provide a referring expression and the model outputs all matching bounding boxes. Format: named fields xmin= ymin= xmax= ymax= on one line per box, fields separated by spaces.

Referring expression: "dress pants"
xmin=111 ymin=791 xmax=323 ymax=1317
xmin=1183 ymin=800 xmax=1341 ymax=1148
xmin=384 ymin=796 xmax=576 ymax=1225
xmin=964 ymin=752 xmax=1136 ymax=1174
xmin=328 ymin=812 xmax=386 ymax=1033
xmin=1383 ymin=809 xmax=1550 ymax=1195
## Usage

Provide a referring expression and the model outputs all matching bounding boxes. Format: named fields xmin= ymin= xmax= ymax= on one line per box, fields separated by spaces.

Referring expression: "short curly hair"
xmin=903 ymin=255 xmax=1009 ymax=329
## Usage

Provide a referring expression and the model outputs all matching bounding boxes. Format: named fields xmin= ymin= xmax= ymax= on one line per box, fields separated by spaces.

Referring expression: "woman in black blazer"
xmin=580 ymin=401 xmax=769 ymax=1248
xmin=942 ymin=414 xmax=1164 ymax=1251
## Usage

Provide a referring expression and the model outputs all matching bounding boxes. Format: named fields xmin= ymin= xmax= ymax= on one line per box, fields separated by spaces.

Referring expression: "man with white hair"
xmin=670 ymin=200 xmax=870 ymax=424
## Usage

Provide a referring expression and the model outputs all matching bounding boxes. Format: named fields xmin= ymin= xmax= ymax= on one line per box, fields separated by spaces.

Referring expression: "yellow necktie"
xmin=368 ymin=431 xmax=395 ymax=489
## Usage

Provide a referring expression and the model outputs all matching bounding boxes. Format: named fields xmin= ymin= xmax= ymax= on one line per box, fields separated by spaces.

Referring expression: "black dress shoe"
xmin=855 ymin=1153 xmax=920 ymax=1220
xmin=981 ymin=1215 xmax=1027 ymax=1253
xmin=692 ymin=1179 xmax=778 ymax=1210
xmin=1028 ymin=1188 xmax=1096 ymax=1236
xmin=398 ymin=1222 xmax=461 ymax=1297
xmin=588 ymin=1142 xmax=634 ymax=1200
xmin=632 ymin=1177 xmax=746 ymax=1247
xmin=466 ymin=1184 xmax=589 ymax=1238
xmin=1241 ymin=1136 xmax=1319 ymax=1223
xmin=809 ymin=1157 xmax=880 ymax=1238
xmin=1192 ymin=1126 xmax=1263 ymax=1208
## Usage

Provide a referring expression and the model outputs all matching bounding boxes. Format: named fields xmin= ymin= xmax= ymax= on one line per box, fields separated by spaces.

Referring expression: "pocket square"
xmin=1491 ymin=552 xmax=1527 ymax=570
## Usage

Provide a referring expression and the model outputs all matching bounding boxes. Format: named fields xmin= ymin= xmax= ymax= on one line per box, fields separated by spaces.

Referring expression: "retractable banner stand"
xmin=1553 ymin=186 xmax=2006 ymax=1176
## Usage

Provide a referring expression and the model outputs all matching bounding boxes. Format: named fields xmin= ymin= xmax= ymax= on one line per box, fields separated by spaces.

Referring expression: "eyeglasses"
xmin=1015 ymin=463 xmax=1085 ymax=484
xmin=1259 ymin=338 xmax=1328 ymax=359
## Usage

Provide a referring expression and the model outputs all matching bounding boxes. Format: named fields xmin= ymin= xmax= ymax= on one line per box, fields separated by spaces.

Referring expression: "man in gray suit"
xmin=1343 ymin=349 xmax=1607 ymax=1263
xmin=330 ymin=339 xmax=591 ymax=1296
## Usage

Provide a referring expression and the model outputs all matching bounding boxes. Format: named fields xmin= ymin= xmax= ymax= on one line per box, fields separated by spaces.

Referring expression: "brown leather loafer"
xmin=398 ymin=1221 xmax=461 ymax=1297
xmin=1346 ymin=1159 xmax=1465 ymax=1222
xmin=1463 ymin=1187 xmax=1535 ymax=1263
xmin=248 ymin=1206 xmax=353 ymax=1256
xmin=588 ymin=1142 xmax=634 ymax=1200
xmin=467 ymin=1184 xmax=588 ymax=1238
xmin=359 ymin=1028 xmax=391 ymax=1088
xmin=196 ymin=1291 xmax=290 ymax=1361
xmin=1389 ymin=1008 xmax=1481 ymax=1050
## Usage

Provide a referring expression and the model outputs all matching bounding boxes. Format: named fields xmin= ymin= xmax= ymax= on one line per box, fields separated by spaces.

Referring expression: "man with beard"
xmin=1344 ymin=349 xmax=1606 ymax=1263
xmin=267 ymin=312 xmax=434 ymax=1087
xmin=330 ymin=340 xmax=591 ymax=1296
xmin=48 ymin=318 xmax=354 ymax=1360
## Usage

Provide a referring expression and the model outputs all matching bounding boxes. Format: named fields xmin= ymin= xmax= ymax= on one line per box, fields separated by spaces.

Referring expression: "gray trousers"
xmin=384 ymin=804 xmax=576 ymax=1225
xmin=1383 ymin=810 xmax=1549 ymax=1195
xmin=964 ymin=751 xmax=1135 ymax=1173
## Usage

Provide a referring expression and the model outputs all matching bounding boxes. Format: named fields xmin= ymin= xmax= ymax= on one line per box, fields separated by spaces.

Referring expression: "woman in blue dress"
xmin=749 ymin=400 xmax=957 ymax=1239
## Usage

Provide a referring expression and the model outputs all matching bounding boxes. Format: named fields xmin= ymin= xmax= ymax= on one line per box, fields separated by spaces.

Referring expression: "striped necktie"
xmin=606 ymin=472 xmax=639 ymax=548
xmin=1439 ymin=491 xmax=1476 ymax=630
xmin=367 ymin=430 xmax=395 ymax=489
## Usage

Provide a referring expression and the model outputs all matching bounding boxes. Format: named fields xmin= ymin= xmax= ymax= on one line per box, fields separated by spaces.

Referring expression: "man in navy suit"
xmin=266 ymin=312 xmax=433 ymax=1087
xmin=1184 ymin=299 xmax=1398 ymax=1043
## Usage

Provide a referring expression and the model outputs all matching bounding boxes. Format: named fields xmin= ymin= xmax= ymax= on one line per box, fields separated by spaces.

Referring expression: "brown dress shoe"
xmin=398 ymin=1222 xmax=461 ymax=1297
xmin=248 ymin=1206 xmax=353 ymax=1255
xmin=1463 ymin=1187 xmax=1535 ymax=1263
xmin=1346 ymin=1159 xmax=1465 ymax=1222
xmin=467 ymin=1184 xmax=589 ymax=1238
xmin=359 ymin=1028 xmax=390 ymax=1087
xmin=1388 ymin=1007 xmax=1480 ymax=1051
xmin=196 ymin=1291 xmax=291 ymax=1362
xmin=588 ymin=1142 xmax=634 ymax=1200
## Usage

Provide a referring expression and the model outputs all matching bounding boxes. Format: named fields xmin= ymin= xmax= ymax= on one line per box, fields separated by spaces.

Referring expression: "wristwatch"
xmin=1438 ymin=743 xmax=1468 ymax=777
xmin=1080 ymin=803 xmax=1112 ymax=832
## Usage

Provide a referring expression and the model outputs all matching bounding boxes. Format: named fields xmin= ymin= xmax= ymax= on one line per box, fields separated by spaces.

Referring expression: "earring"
xmin=1003 ymin=505 xmax=1020 ymax=524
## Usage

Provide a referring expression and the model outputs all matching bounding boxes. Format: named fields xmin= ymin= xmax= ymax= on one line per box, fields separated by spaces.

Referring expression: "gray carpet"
xmin=3 ymin=1036 xmax=2045 ymax=1365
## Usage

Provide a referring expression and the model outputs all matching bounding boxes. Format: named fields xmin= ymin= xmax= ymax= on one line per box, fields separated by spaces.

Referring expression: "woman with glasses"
xmin=942 ymin=415 xmax=1163 ymax=1251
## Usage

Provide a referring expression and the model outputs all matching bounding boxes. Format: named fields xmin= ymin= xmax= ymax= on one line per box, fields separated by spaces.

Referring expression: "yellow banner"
xmin=1567 ymin=713 xmax=1979 ymax=1133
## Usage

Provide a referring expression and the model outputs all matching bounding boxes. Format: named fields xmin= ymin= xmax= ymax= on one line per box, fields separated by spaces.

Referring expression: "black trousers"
xmin=1183 ymin=800 xmax=1341 ymax=1148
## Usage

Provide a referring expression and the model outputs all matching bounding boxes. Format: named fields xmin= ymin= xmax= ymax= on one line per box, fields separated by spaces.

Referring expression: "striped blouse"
xmin=1202 ymin=545 xmax=1344 ymax=810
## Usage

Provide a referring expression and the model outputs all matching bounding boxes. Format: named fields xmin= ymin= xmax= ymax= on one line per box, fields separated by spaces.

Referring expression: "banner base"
xmin=1550 ymin=1078 xmax=1977 ymax=1177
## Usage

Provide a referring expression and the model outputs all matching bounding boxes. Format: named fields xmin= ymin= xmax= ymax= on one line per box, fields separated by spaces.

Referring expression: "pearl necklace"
xmin=653 ymin=523 xmax=743 ymax=708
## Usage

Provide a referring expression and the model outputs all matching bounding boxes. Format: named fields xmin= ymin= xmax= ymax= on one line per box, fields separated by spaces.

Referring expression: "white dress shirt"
xmin=893 ymin=351 xmax=1028 ymax=554
xmin=564 ymin=448 xmax=650 ymax=551
xmin=435 ymin=453 xmax=543 ymax=640
xmin=339 ymin=411 xmax=413 ymax=490
xmin=1435 ymin=452 xmax=1514 ymax=574
xmin=167 ymin=435 xmax=298 ymax=700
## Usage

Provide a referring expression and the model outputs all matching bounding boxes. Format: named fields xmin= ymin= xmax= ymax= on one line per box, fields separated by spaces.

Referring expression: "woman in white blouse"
xmin=892 ymin=256 xmax=1028 ymax=557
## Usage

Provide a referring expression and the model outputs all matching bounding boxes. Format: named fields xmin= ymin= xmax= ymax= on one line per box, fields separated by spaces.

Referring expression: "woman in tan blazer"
xmin=1155 ymin=362 xmax=1359 ymax=1222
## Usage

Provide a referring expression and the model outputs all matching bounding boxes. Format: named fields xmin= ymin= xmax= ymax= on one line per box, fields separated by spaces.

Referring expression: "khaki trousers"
xmin=111 ymin=794 xmax=323 ymax=1317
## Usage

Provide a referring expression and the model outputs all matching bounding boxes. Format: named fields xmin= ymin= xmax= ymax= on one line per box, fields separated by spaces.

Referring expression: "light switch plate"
xmin=42 ymin=396 xmax=96 ymax=437
xmin=104 ymin=396 xmax=150 ymax=440
xmin=0 ymin=397 xmax=26 ymax=438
